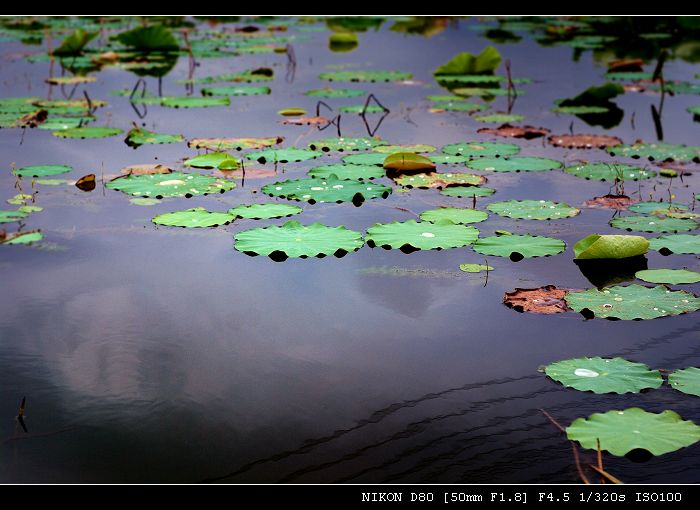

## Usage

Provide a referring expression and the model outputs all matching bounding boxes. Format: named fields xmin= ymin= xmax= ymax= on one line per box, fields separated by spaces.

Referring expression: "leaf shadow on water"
xmin=574 ymin=255 xmax=649 ymax=290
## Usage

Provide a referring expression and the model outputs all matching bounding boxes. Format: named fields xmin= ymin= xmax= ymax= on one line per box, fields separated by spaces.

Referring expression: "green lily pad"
xmin=574 ymin=234 xmax=649 ymax=259
xmin=429 ymin=154 xmax=470 ymax=165
xmin=188 ymin=136 xmax=283 ymax=151
xmin=610 ymin=215 xmax=698 ymax=233
xmin=649 ymin=234 xmax=700 ymax=255
xmin=552 ymin=105 xmax=609 ymax=114
xmin=383 ymin=152 xmax=436 ymax=172
xmin=565 ymin=284 xmax=700 ymax=320
xmin=184 ymin=152 xmax=240 ymax=170
xmin=545 ymin=357 xmax=663 ymax=394
xmin=247 ymin=149 xmax=319 ymax=164
xmin=567 ymin=408 xmax=700 ymax=457
xmin=53 ymin=127 xmax=123 ymax=139
xmin=341 ymin=153 xmax=386 ymax=166
xmin=339 ymin=105 xmax=386 ymax=114
xmin=7 ymin=194 xmax=32 ymax=205
xmin=440 ymin=186 xmax=496 ymax=198
xmin=373 ymin=144 xmax=436 ymax=154
xmin=1 ymin=231 xmax=43 ymax=245
xmin=434 ymin=47 xmax=502 ymax=76
xmin=688 ymin=106 xmax=700 ymax=116
xmin=307 ymin=164 xmax=385 ymax=181
xmin=669 ymin=368 xmax=700 ymax=397
xmin=427 ymin=95 xmax=467 ymax=102
xmin=487 ymin=200 xmax=579 ymax=220
xmin=605 ymin=71 xmax=653 ymax=81
xmin=419 ymin=207 xmax=488 ymax=225
xmin=394 ymin=172 xmax=486 ymax=189
xmin=228 ymin=203 xmax=302 ymax=220
xmin=636 ymin=269 xmax=700 ymax=285
xmin=161 ymin=96 xmax=230 ymax=108
xmin=459 ymin=263 xmax=494 ymax=273
xmin=319 ymin=70 xmax=412 ymax=82
xmin=305 ymin=88 xmax=365 ymax=98
xmin=38 ymin=116 xmax=95 ymax=130
xmin=429 ymin=102 xmax=488 ymax=113
xmin=234 ymin=220 xmax=364 ymax=261
xmin=106 ymin=172 xmax=236 ymax=199
xmin=278 ymin=107 xmax=307 ymax=116
xmin=608 ymin=142 xmax=700 ymax=163
xmin=467 ymin=156 xmax=561 ymax=173
xmin=473 ymin=235 xmax=566 ymax=260
xmin=437 ymin=75 xmax=503 ymax=84
xmin=628 ymin=202 xmax=688 ymax=214
xmin=442 ymin=141 xmax=520 ymax=158
xmin=366 ymin=220 xmax=479 ymax=252
xmin=130 ymin=198 xmax=159 ymax=206
xmin=308 ymin=137 xmax=386 ymax=152
xmin=454 ymin=87 xmax=518 ymax=97
xmin=13 ymin=164 xmax=72 ymax=177
xmin=125 ymin=127 xmax=183 ymax=148
xmin=473 ymin=113 xmax=525 ymax=123
xmin=0 ymin=209 xmax=29 ymax=223
xmin=261 ymin=176 xmax=391 ymax=206
xmin=152 ymin=207 xmax=234 ymax=228
xmin=201 ymin=86 xmax=271 ymax=96
xmin=564 ymin=163 xmax=655 ymax=181
xmin=18 ymin=205 xmax=42 ymax=213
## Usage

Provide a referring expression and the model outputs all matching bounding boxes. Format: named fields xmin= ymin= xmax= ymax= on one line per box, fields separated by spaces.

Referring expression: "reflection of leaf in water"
xmin=357 ymin=266 xmax=466 ymax=278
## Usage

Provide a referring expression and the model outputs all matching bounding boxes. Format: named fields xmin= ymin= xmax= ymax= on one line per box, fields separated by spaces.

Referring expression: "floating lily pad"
xmin=54 ymin=126 xmax=123 ymax=139
xmin=130 ymin=198 xmax=159 ymax=206
xmin=201 ymin=85 xmax=271 ymax=96
xmin=161 ymin=96 xmax=230 ymax=108
xmin=339 ymin=105 xmax=386 ymax=114
xmin=342 ymin=153 xmax=388 ymax=166
xmin=636 ymin=269 xmax=700 ymax=285
xmin=0 ymin=209 xmax=29 ymax=223
xmin=649 ymin=234 xmax=700 ymax=255
xmin=459 ymin=263 xmax=494 ymax=273
xmin=552 ymin=105 xmax=609 ymax=114
xmin=429 ymin=102 xmax=488 ymax=113
xmin=307 ymin=164 xmax=385 ymax=181
xmin=429 ymin=154 xmax=470 ymax=165
xmin=261 ymin=176 xmax=391 ymax=206
xmin=247 ymin=149 xmax=319 ymax=164
xmin=13 ymin=164 xmax=72 ymax=177
xmin=503 ymin=285 xmax=569 ymax=314
xmin=46 ymin=76 xmax=96 ymax=85
xmin=608 ymin=142 xmax=700 ymax=163
xmin=453 ymin=87 xmax=516 ymax=97
xmin=234 ymin=220 xmax=363 ymax=261
xmin=467 ymin=156 xmax=561 ymax=173
xmin=228 ymin=203 xmax=302 ymax=220
xmin=319 ymin=70 xmax=412 ymax=82
xmin=394 ymin=172 xmax=486 ymax=189
xmin=628 ymin=202 xmax=688 ymax=214
xmin=420 ymin=207 xmax=488 ymax=224
xmin=566 ymin=408 xmax=700 ymax=457
xmin=308 ymin=137 xmax=386 ymax=152
xmin=610 ymin=215 xmax=698 ymax=233
xmin=383 ymin=152 xmax=436 ymax=172
xmin=442 ymin=141 xmax=520 ymax=158
xmin=574 ymin=234 xmax=649 ymax=259
xmin=564 ymin=163 xmax=655 ymax=181
xmin=437 ymin=75 xmax=503 ymax=84
xmin=152 ymin=207 xmax=234 ymax=228
xmin=565 ymin=284 xmax=700 ymax=320
xmin=488 ymin=200 xmax=579 ymax=220
xmin=373 ymin=144 xmax=436 ymax=154
xmin=184 ymin=152 xmax=240 ymax=170
xmin=440 ymin=186 xmax=496 ymax=198
xmin=38 ymin=116 xmax=94 ymax=130
xmin=669 ymin=368 xmax=700 ymax=397
xmin=545 ymin=357 xmax=663 ymax=394
xmin=427 ymin=94 xmax=468 ymax=102
xmin=278 ymin=107 xmax=306 ymax=116
xmin=473 ymin=113 xmax=524 ymax=123
xmin=125 ymin=127 xmax=183 ymax=148
xmin=473 ymin=235 xmax=566 ymax=260
xmin=7 ymin=194 xmax=32 ymax=205
xmin=366 ymin=220 xmax=479 ymax=252
xmin=188 ymin=136 xmax=283 ymax=151
xmin=1 ymin=231 xmax=43 ymax=245
xmin=305 ymin=87 xmax=365 ymax=98
xmin=106 ymin=172 xmax=236 ymax=199
xmin=606 ymin=71 xmax=653 ymax=81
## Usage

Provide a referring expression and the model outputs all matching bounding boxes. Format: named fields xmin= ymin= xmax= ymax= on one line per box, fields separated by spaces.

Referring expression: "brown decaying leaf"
xmin=75 ymin=174 xmax=96 ymax=192
xmin=211 ymin=168 xmax=277 ymax=179
xmin=92 ymin=51 xmax=120 ymax=64
xmin=548 ymin=134 xmax=623 ymax=150
xmin=477 ymin=123 xmax=549 ymax=139
xmin=584 ymin=194 xmax=637 ymax=210
xmin=279 ymin=116 xmax=329 ymax=126
xmin=503 ymin=285 xmax=571 ymax=314
xmin=17 ymin=109 xmax=47 ymax=128
xmin=607 ymin=58 xmax=644 ymax=73
xmin=121 ymin=164 xmax=173 ymax=176
xmin=187 ymin=136 xmax=284 ymax=151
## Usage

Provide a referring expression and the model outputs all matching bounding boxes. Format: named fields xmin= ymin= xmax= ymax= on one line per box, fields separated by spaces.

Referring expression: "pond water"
xmin=1 ymin=16 xmax=700 ymax=483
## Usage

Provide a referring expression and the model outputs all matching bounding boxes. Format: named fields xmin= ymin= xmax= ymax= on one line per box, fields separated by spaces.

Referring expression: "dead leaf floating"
xmin=503 ymin=285 xmax=571 ymax=314
xmin=75 ymin=174 xmax=96 ymax=192
xmin=548 ymin=134 xmax=623 ymax=150
xmin=477 ymin=124 xmax=549 ymax=139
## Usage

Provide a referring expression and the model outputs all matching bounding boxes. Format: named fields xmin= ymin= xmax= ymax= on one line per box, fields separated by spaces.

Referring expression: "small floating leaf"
xmin=228 ymin=203 xmax=302 ymax=220
xmin=610 ymin=215 xmax=698 ymax=233
xmin=649 ymin=234 xmax=700 ymax=255
xmin=342 ymin=153 xmax=387 ymax=166
xmin=184 ymin=152 xmax=240 ymax=170
xmin=13 ymin=164 xmax=72 ymax=177
xmin=373 ymin=144 xmax=436 ymax=154
xmin=1 ymin=231 xmax=43 ymax=245
xmin=366 ymin=220 xmax=479 ymax=252
xmin=628 ymin=202 xmax=688 ymax=214
xmin=564 ymin=163 xmax=655 ymax=181
xmin=234 ymin=220 xmax=364 ymax=261
xmin=278 ymin=107 xmax=306 ymax=116
xmin=574 ymin=234 xmax=649 ymax=259
xmin=442 ymin=141 xmax=520 ymax=158
xmin=459 ymin=263 xmax=494 ymax=273
xmin=201 ymin=85 xmax=270 ymax=96
xmin=339 ymin=105 xmax=385 ymax=114
xmin=545 ymin=357 xmax=662 ymax=394
xmin=394 ymin=172 xmax=486 ymax=189
xmin=473 ymin=235 xmax=566 ymax=260
xmin=478 ymin=124 xmax=549 ymax=139
xmin=54 ymin=127 xmax=123 ymax=139
xmin=261 ymin=175 xmax=391 ymax=205
xmin=308 ymin=137 xmax=386 ymax=152
xmin=383 ymin=152 xmax=436 ymax=172
xmin=420 ymin=207 xmax=488 ymax=225
xmin=129 ymin=198 xmax=159 ymax=206
xmin=548 ymin=133 xmax=622 ymax=149
xmin=152 ymin=207 xmax=234 ymax=228
xmin=565 ymin=284 xmax=700 ymax=320
xmin=319 ymin=70 xmax=412 ymax=82
xmin=161 ymin=96 xmax=230 ymax=108
xmin=567 ymin=408 xmax=700 ymax=457
xmin=488 ymin=200 xmax=579 ymax=220
xmin=247 ymin=149 xmax=319 ymax=164
xmin=106 ymin=172 xmax=236 ymax=199
xmin=636 ymin=269 xmax=700 ymax=285
xmin=125 ymin=127 xmax=183 ymax=148
xmin=0 ymin=210 xmax=29 ymax=223
xmin=429 ymin=102 xmax=488 ymax=113
xmin=473 ymin=113 xmax=524 ymax=123
xmin=669 ymin=368 xmax=700 ymax=397
xmin=305 ymin=87 xmax=365 ymax=98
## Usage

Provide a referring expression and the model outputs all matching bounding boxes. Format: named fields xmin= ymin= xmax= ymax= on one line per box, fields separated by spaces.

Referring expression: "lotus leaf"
xmin=608 ymin=142 xmax=700 ymax=163
xmin=319 ymin=70 xmax=412 ymax=82
xmin=373 ymin=144 xmax=436 ymax=154
xmin=564 ymin=163 xmax=655 ymax=181
xmin=247 ymin=149 xmax=319 ymax=164
xmin=307 ymin=164 xmax=385 ymax=181
xmin=125 ymin=127 xmax=183 ymax=148
xmin=420 ymin=207 xmax=488 ymax=225
xmin=574 ymin=234 xmax=649 ymax=259
xmin=473 ymin=235 xmax=566 ymax=260
xmin=473 ymin=113 xmax=524 ymax=123
xmin=366 ymin=220 xmax=479 ymax=252
xmin=305 ymin=88 xmax=365 ymax=98
xmin=383 ymin=152 xmax=436 ymax=172
xmin=545 ymin=357 xmax=662 ymax=394
xmin=442 ymin=141 xmax=520 ymax=158
xmin=152 ymin=207 xmax=234 ymax=228
xmin=488 ymin=200 xmax=579 ymax=220
xmin=669 ymin=368 xmax=700 ymax=397
xmin=628 ymin=202 xmax=688 ymax=214
xmin=188 ymin=136 xmax=283 ymax=151
xmin=262 ymin=176 xmax=391 ymax=205
xmin=467 ymin=157 xmax=561 ymax=173
xmin=1 ymin=231 xmax=43 ymax=245
xmin=184 ymin=152 xmax=240 ymax=170
xmin=54 ymin=127 xmax=123 ymax=139
xmin=440 ymin=186 xmax=496 ymax=198
xmin=13 ymin=164 xmax=72 ymax=177
xmin=610 ymin=215 xmax=697 ymax=233
xmin=649 ymin=234 xmax=700 ymax=255
xmin=228 ymin=203 xmax=302 ymax=220
xmin=636 ymin=269 xmax=700 ymax=285
xmin=161 ymin=96 xmax=230 ymax=108
xmin=459 ymin=263 xmax=494 ymax=273
xmin=201 ymin=86 xmax=270 ymax=96
xmin=0 ymin=210 xmax=29 ymax=223
xmin=308 ymin=137 xmax=386 ymax=152
xmin=342 ymin=153 xmax=387 ymax=166
xmin=394 ymin=172 xmax=485 ymax=189
xmin=106 ymin=172 xmax=236 ymax=199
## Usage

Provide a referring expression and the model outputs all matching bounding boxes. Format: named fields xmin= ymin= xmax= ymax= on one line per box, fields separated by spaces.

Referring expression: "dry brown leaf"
xmin=17 ymin=109 xmax=47 ymax=128
xmin=503 ymin=285 xmax=570 ymax=314
xmin=75 ymin=174 xmax=96 ymax=192
xmin=279 ymin=116 xmax=330 ymax=126
xmin=584 ymin=194 xmax=636 ymax=210
xmin=121 ymin=164 xmax=173 ymax=176
xmin=477 ymin=123 xmax=549 ymax=139
xmin=607 ymin=58 xmax=644 ymax=73
xmin=548 ymin=134 xmax=623 ymax=150
xmin=211 ymin=167 xmax=278 ymax=179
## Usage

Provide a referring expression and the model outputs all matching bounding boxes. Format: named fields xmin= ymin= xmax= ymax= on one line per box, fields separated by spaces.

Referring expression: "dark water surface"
xmin=1 ymin=17 xmax=700 ymax=483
